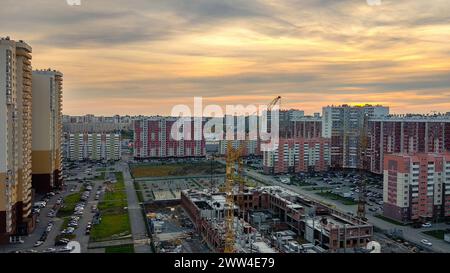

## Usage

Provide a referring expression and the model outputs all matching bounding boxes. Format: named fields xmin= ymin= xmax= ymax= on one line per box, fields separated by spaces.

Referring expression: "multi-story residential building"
xmin=31 ymin=69 xmax=63 ymax=193
xmin=366 ymin=114 xmax=450 ymax=174
xmin=322 ymin=104 xmax=389 ymax=169
xmin=383 ymin=153 xmax=450 ymax=223
xmin=280 ymin=109 xmax=305 ymax=122
xmin=281 ymin=115 xmax=322 ymax=139
xmin=134 ymin=117 xmax=206 ymax=159
xmin=218 ymin=139 xmax=260 ymax=157
xmin=63 ymin=114 xmax=133 ymax=133
xmin=0 ymin=37 xmax=35 ymax=243
xmin=263 ymin=138 xmax=331 ymax=174
xmin=67 ymin=133 xmax=121 ymax=161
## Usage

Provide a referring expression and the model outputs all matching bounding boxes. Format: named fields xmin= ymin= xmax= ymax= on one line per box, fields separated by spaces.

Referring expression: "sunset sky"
xmin=1 ymin=0 xmax=450 ymax=116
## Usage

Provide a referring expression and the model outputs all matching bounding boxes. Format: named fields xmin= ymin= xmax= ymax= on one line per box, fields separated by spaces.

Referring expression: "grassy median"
xmin=90 ymin=172 xmax=131 ymax=242
xmin=105 ymin=244 xmax=135 ymax=253
xmin=57 ymin=191 xmax=82 ymax=218
xmin=316 ymin=191 xmax=357 ymax=205
xmin=423 ymin=230 xmax=445 ymax=240
xmin=130 ymin=161 xmax=224 ymax=178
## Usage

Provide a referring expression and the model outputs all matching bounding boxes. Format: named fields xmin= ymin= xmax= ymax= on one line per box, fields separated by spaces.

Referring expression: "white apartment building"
xmin=68 ymin=133 xmax=121 ymax=162
xmin=322 ymin=104 xmax=389 ymax=169
xmin=219 ymin=139 xmax=259 ymax=156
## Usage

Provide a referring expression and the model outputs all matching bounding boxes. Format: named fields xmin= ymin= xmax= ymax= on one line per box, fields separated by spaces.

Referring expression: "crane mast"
xmin=223 ymin=96 xmax=281 ymax=253
xmin=357 ymin=113 xmax=369 ymax=220
xmin=223 ymin=141 xmax=243 ymax=253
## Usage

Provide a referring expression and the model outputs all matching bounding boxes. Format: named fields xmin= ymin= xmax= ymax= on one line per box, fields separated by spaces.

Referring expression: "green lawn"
xmin=423 ymin=230 xmax=446 ymax=240
xmin=90 ymin=213 xmax=131 ymax=242
xmin=317 ymin=191 xmax=357 ymax=205
xmin=95 ymin=172 xmax=106 ymax=181
xmin=105 ymin=244 xmax=135 ymax=253
xmin=103 ymin=173 xmax=126 ymax=201
xmin=90 ymin=172 xmax=131 ymax=242
xmin=374 ymin=214 xmax=407 ymax=226
xmin=57 ymin=192 xmax=82 ymax=217
xmin=130 ymin=161 xmax=224 ymax=178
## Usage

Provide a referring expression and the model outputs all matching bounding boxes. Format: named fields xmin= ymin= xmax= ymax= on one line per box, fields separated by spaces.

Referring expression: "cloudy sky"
xmin=1 ymin=0 xmax=450 ymax=115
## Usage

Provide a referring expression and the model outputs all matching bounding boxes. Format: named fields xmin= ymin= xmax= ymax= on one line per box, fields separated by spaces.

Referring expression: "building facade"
xmin=283 ymin=116 xmax=322 ymax=139
xmin=63 ymin=114 xmax=133 ymax=133
xmin=67 ymin=133 xmax=121 ymax=161
xmin=366 ymin=115 xmax=450 ymax=174
xmin=181 ymin=186 xmax=373 ymax=253
xmin=383 ymin=153 xmax=450 ymax=223
xmin=322 ymin=105 xmax=389 ymax=169
xmin=133 ymin=117 xmax=206 ymax=159
xmin=263 ymin=138 xmax=331 ymax=174
xmin=0 ymin=37 xmax=35 ymax=243
xmin=218 ymin=139 xmax=260 ymax=157
xmin=31 ymin=69 xmax=64 ymax=193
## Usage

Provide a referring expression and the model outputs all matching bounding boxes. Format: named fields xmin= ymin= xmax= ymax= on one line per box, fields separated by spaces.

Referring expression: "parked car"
xmin=34 ymin=241 xmax=44 ymax=247
xmin=42 ymin=248 xmax=57 ymax=253
xmin=55 ymin=238 xmax=70 ymax=246
xmin=57 ymin=246 xmax=74 ymax=253
xmin=69 ymin=219 xmax=79 ymax=226
xmin=421 ymin=239 xmax=433 ymax=246
xmin=422 ymin=222 xmax=432 ymax=228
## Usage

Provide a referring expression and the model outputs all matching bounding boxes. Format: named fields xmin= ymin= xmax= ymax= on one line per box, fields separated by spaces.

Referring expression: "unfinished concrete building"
xmin=181 ymin=186 xmax=373 ymax=253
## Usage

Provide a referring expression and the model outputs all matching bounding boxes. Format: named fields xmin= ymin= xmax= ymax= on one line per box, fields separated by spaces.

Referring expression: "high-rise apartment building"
xmin=263 ymin=138 xmax=331 ymax=174
xmin=63 ymin=114 xmax=133 ymax=133
xmin=31 ymin=69 xmax=64 ymax=193
xmin=67 ymin=133 xmax=121 ymax=161
xmin=366 ymin=115 xmax=450 ymax=174
xmin=281 ymin=115 xmax=322 ymax=139
xmin=0 ymin=37 xmax=35 ymax=243
xmin=322 ymin=105 xmax=389 ymax=169
xmin=218 ymin=139 xmax=260 ymax=156
xmin=133 ymin=117 xmax=206 ymax=159
xmin=383 ymin=153 xmax=450 ymax=223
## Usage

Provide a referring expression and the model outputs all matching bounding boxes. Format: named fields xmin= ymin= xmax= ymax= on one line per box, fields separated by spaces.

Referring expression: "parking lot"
xmin=271 ymin=170 xmax=384 ymax=215
xmin=0 ymin=161 xmax=116 ymax=253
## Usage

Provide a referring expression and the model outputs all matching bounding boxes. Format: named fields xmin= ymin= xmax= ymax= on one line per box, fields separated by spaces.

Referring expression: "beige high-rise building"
xmin=32 ymin=69 xmax=64 ymax=193
xmin=0 ymin=37 xmax=35 ymax=243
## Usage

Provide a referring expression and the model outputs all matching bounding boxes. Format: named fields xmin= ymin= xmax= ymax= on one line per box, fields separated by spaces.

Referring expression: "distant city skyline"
xmin=1 ymin=0 xmax=450 ymax=116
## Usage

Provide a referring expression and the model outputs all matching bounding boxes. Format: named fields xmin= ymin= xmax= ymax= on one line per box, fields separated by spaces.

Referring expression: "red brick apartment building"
xmin=366 ymin=115 xmax=450 ymax=174
xmin=133 ymin=117 xmax=206 ymax=159
xmin=280 ymin=116 xmax=322 ymax=139
xmin=262 ymin=138 xmax=331 ymax=174
xmin=383 ymin=153 xmax=450 ymax=223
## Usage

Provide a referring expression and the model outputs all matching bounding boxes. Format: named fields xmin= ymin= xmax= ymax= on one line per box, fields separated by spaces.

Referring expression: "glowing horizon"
xmin=1 ymin=0 xmax=449 ymax=116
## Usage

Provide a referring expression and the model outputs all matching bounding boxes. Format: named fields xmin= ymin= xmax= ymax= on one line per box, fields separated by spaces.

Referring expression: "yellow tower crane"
xmin=223 ymin=141 xmax=244 ymax=253
xmin=223 ymin=96 xmax=281 ymax=253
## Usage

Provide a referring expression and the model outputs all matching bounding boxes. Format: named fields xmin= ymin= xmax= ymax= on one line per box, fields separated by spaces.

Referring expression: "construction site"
xmin=180 ymin=186 xmax=374 ymax=253
xmin=141 ymin=97 xmax=375 ymax=253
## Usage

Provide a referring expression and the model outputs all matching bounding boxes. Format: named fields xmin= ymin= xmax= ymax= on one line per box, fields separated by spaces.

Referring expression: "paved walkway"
xmin=89 ymin=238 xmax=134 ymax=248
xmin=119 ymin=162 xmax=152 ymax=253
